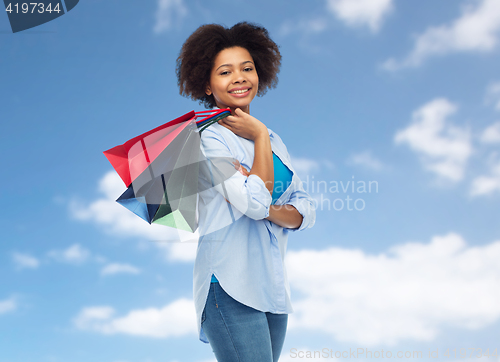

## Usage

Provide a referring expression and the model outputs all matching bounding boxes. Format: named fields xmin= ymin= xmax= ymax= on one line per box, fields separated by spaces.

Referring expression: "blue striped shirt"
xmin=195 ymin=122 xmax=316 ymax=344
xmin=210 ymin=151 xmax=293 ymax=284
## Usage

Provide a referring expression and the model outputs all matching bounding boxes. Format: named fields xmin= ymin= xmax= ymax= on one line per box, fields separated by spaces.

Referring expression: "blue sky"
xmin=2 ymin=0 xmax=500 ymax=361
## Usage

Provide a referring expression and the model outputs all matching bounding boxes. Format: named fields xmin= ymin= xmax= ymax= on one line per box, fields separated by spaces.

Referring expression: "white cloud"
xmin=101 ymin=263 xmax=141 ymax=276
xmin=165 ymin=241 xmax=198 ymax=262
xmin=480 ymin=122 xmax=500 ymax=143
xmin=0 ymin=297 xmax=17 ymax=315
xmin=485 ymin=82 xmax=500 ymax=111
xmin=279 ymin=17 xmax=329 ymax=37
xmin=278 ymin=16 xmax=332 ymax=53
xmin=12 ymin=252 xmax=39 ymax=270
xmin=286 ymin=232 xmax=500 ymax=346
xmin=290 ymin=156 xmax=322 ymax=175
xmin=153 ymin=0 xmax=187 ymax=34
xmin=470 ymin=158 xmax=500 ymax=196
xmin=48 ymin=244 xmax=90 ymax=265
xmin=73 ymin=298 xmax=196 ymax=338
xmin=70 ymin=171 xmax=199 ymax=262
xmin=383 ymin=0 xmax=500 ymax=70
xmin=326 ymin=0 xmax=394 ymax=32
xmin=74 ymin=306 xmax=114 ymax=327
xmin=347 ymin=151 xmax=384 ymax=171
xmin=395 ymin=98 xmax=472 ymax=182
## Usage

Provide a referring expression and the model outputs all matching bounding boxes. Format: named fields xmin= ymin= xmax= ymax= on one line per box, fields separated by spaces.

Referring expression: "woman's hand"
xmin=218 ymin=108 xmax=268 ymax=141
xmin=219 ymin=108 xmax=274 ymax=195
xmin=232 ymin=159 xmax=250 ymax=177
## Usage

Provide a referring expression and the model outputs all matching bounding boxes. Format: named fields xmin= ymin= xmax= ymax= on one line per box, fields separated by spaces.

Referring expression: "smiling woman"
xmin=176 ymin=22 xmax=316 ymax=362
xmin=205 ymin=46 xmax=259 ymax=114
xmin=176 ymin=22 xmax=281 ymax=110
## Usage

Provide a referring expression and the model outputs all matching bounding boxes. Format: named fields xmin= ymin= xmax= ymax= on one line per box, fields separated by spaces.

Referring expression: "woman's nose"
xmin=232 ymin=71 xmax=246 ymax=83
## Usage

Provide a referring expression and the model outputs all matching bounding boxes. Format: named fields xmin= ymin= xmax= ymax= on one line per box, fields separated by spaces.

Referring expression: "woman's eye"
xmin=220 ymin=71 xmax=229 ymax=75
xmin=244 ymin=67 xmax=253 ymax=72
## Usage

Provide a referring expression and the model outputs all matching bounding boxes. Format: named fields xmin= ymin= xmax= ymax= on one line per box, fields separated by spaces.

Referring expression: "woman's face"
xmin=206 ymin=46 xmax=259 ymax=114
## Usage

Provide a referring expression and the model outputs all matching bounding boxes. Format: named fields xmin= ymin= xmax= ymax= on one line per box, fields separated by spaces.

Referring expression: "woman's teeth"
xmin=230 ymin=89 xmax=249 ymax=94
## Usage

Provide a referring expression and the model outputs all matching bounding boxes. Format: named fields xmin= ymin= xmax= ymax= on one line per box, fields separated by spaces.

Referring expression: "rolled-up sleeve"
xmin=200 ymin=127 xmax=272 ymax=220
xmin=285 ymin=174 xmax=316 ymax=232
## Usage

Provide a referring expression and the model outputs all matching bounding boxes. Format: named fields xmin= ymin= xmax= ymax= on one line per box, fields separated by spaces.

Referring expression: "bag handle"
xmin=194 ymin=108 xmax=231 ymax=133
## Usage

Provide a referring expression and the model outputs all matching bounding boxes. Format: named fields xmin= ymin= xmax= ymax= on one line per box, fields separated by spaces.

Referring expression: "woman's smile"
xmin=229 ymin=87 xmax=252 ymax=96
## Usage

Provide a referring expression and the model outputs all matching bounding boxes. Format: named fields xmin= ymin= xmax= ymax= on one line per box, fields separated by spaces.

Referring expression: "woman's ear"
xmin=205 ymin=85 xmax=212 ymax=96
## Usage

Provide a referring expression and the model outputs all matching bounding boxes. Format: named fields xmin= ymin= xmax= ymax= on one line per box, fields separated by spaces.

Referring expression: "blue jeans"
xmin=201 ymin=282 xmax=288 ymax=362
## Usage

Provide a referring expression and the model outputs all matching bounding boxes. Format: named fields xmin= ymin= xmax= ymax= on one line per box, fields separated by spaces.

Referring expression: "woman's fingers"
xmin=233 ymin=159 xmax=250 ymax=177
xmin=218 ymin=119 xmax=230 ymax=127
xmin=219 ymin=115 xmax=237 ymax=125
xmin=240 ymin=166 xmax=250 ymax=176
xmin=234 ymin=108 xmax=244 ymax=117
xmin=217 ymin=110 xmax=265 ymax=140
xmin=225 ymin=115 xmax=239 ymax=123
xmin=218 ymin=120 xmax=233 ymax=132
xmin=218 ymin=114 xmax=239 ymax=132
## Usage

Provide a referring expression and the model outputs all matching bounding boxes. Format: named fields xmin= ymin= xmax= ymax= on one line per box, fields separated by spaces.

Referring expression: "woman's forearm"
xmin=233 ymin=142 xmax=302 ymax=229
xmin=265 ymin=204 xmax=303 ymax=229
xmin=249 ymin=132 xmax=274 ymax=195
